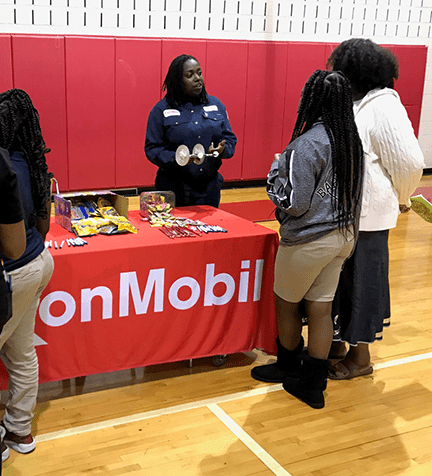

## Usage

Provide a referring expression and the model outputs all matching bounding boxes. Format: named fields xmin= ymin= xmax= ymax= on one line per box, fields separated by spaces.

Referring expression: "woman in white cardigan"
xmin=326 ymin=38 xmax=425 ymax=379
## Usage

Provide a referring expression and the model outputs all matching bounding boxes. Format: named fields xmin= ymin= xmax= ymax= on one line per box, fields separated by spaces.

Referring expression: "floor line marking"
xmin=35 ymin=385 xmax=282 ymax=443
xmin=208 ymin=403 xmax=292 ymax=476
xmin=35 ymin=350 xmax=432 ymax=444
xmin=374 ymin=351 xmax=432 ymax=370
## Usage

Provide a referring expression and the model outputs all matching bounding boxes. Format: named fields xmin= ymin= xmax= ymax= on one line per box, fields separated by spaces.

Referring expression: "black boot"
xmin=251 ymin=336 xmax=304 ymax=383
xmin=282 ymin=354 xmax=329 ymax=409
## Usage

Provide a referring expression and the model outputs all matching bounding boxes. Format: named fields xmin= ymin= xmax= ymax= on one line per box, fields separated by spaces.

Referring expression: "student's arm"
xmin=36 ymin=199 xmax=52 ymax=241
xmin=0 ymin=220 xmax=26 ymax=259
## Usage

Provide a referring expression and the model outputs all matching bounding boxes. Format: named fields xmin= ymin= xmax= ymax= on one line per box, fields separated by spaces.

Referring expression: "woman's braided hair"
xmin=291 ymin=69 xmax=364 ymax=236
xmin=0 ymin=88 xmax=52 ymax=219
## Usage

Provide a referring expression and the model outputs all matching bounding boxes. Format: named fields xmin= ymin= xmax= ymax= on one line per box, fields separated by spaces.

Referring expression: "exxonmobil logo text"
xmin=39 ymin=259 xmax=265 ymax=327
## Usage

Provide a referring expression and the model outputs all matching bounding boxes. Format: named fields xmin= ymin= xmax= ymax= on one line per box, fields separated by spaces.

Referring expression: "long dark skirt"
xmin=332 ymin=230 xmax=390 ymax=345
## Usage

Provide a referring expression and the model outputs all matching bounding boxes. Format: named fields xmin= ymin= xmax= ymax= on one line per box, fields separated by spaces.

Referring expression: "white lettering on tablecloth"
xmin=38 ymin=259 xmax=264 ymax=326
xmin=119 ymin=268 xmax=165 ymax=316
xmin=82 ymin=286 xmax=113 ymax=321
xmin=39 ymin=290 xmax=76 ymax=327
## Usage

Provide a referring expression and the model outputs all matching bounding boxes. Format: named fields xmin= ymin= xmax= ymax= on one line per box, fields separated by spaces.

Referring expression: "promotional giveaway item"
xmin=139 ymin=191 xmax=227 ymax=239
xmin=140 ymin=191 xmax=175 ymax=220
xmin=54 ymin=191 xmax=137 ymax=237
xmin=71 ymin=196 xmax=137 ymax=237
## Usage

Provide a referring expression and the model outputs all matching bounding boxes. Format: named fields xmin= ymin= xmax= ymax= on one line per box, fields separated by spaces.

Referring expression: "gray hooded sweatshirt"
xmin=267 ymin=121 xmax=348 ymax=246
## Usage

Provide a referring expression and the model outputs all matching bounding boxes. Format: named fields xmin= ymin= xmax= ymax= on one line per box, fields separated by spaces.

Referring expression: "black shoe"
xmin=283 ymin=354 xmax=329 ymax=409
xmin=251 ymin=336 xmax=304 ymax=383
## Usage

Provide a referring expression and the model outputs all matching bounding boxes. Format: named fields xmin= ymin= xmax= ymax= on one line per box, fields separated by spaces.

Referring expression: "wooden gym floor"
xmin=2 ymin=176 xmax=432 ymax=475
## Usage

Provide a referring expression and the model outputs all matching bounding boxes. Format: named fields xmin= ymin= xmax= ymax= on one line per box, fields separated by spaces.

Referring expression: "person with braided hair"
xmin=325 ymin=39 xmax=424 ymax=380
xmin=0 ymin=89 xmax=54 ymax=463
xmin=0 ymin=147 xmax=26 ymax=472
xmin=251 ymin=70 xmax=364 ymax=409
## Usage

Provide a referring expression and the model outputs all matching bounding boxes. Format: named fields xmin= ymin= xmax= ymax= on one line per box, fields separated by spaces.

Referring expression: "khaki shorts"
xmin=274 ymin=228 xmax=355 ymax=303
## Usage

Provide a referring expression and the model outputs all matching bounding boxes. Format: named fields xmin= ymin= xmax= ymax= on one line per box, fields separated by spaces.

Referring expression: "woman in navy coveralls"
xmin=145 ymin=54 xmax=237 ymax=207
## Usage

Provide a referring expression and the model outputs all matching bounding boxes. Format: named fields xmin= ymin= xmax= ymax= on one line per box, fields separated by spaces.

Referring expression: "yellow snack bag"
xmin=97 ymin=197 xmax=112 ymax=208
xmin=98 ymin=206 xmax=120 ymax=218
xmin=109 ymin=216 xmax=137 ymax=234
xmin=73 ymin=223 xmax=99 ymax=237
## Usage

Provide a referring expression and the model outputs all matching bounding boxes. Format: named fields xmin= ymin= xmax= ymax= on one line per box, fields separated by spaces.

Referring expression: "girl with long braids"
xmin=251 ymin=70 xmax=364 ymax=409
xmin=0 ymin=89 xmax=54 ymax=462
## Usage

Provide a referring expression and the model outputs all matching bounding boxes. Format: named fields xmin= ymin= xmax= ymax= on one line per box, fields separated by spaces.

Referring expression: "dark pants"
xmin=332 ymin=230 xmax=390 ymax=344
xmin=155 ymin=170 xmax=223 ymax=208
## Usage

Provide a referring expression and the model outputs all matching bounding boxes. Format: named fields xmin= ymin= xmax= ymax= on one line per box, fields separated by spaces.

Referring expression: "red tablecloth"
xmin=0 ymin=206 xmax=279 ymax=387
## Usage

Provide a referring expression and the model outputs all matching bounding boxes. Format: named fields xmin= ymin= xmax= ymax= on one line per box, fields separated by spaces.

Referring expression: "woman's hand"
xmin=208 ymin=140 xmax=226 ymax=157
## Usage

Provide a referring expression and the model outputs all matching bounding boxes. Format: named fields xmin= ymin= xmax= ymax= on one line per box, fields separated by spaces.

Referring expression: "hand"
xmin=208 ymin=140 xmax=225 ymax=157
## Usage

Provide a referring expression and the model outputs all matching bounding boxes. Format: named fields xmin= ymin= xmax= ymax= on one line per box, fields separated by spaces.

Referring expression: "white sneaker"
xmin=3 ymin=429 xmax=35 ymax=454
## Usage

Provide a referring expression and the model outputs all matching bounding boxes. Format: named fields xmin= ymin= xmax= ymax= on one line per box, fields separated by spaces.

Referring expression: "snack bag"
xmin=98 ymin=225 xmax=119 ymax=235
xmin=71 ymin=206 xmax=85 ymax=221
xmin=97 ymin=197 xmax=112 ymax=208
xmin=98 ymin=206 xmax=120 ymax=218
xmin=73 ymin=220 xmax=99 ymax=237
xmin=109 ymin=216 xmax=137 ymax=234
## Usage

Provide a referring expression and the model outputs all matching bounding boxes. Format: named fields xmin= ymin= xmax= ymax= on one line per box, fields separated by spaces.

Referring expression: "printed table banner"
xmin=0 ymin=207 xmax=278 ymax=388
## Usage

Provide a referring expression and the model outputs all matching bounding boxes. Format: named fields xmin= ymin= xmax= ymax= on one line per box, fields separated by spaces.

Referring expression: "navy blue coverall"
xmin=145 ymin=95 xmax=237 ymax=207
